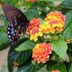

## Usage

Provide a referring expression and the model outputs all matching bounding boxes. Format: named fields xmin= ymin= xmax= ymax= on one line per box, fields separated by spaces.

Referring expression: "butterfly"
xmin=1 ymin=3 xmax=29 ymax=44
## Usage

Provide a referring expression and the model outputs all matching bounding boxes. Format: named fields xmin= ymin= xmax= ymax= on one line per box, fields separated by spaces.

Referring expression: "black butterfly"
xmin=1 ymin=3 xmax=29 ymax=44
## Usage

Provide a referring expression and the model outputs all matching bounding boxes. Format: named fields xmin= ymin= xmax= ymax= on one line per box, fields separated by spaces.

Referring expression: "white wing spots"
xmin=11 ymin=28 xmax=14 ymax=31
xmin=9 ymin=18 xmax=13 ymax=26
xmin=7 ymin=31 xmax=10 ymax=34
xmin=11 ymin=31 xmax=15 ymax=36
xmin=8 ymin=27 xmax=10 ymax=30
xmin=14 ymin=16 xmax=16 ymax=19
xmin=10 ymin=39 xmax=12 ymax=41
xmin=11 ymin=31 xmax=14 ymax=34
xmin=18 ymin=14 xmax=21 ymax=17
xmin=18 ymin=26 xmax=21 ymax=29
xmin=8 ymin=35 xmax=11 ymax=38
xmin=14 ymin=16 xmax=17 ymax=25
xmin=9 ymin=18 xmax=11 ymax=21
xmin=15 ymin=30 xmax=17 ymax=33
xmin=10 ymin=21 xmax=12 ymax=24
xmin=15 ymin=22 xmax=17 ymax=25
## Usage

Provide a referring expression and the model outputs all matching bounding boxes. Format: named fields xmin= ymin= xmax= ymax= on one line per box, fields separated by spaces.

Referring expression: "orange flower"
xmin=32 ymin=42 xmax=52 ymax=63
xmin=51 ymin=70 xmax=61 ymax=72
xmin=45 ymin=11 xmax=65 ymax=22
xmin=45 ymin=11 xmax=65 ymax=32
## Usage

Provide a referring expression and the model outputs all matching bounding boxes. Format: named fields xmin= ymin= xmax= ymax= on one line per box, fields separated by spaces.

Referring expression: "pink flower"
xmin=26 ymin=18 xmax=41 ymax=33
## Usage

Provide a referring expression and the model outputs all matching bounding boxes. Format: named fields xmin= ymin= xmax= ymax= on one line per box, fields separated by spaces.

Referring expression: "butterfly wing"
xmin=2 ymin=3 xmax=28 ymax=27
xmin=2 ymin=3 xmax=29 ymax=43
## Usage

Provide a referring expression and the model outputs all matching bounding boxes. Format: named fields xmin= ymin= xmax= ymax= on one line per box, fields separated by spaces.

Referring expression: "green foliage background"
xmin=0 ymin=0 xmax=72 ymax=72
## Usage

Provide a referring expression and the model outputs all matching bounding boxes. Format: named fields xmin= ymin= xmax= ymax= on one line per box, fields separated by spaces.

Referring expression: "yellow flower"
xmin=30 ymin=27 xmax=43 ymax=41
xmin=45 ymin=11 xmax=65 ymax=33
xmin=27 ymin=11 xmax=65 ymax=41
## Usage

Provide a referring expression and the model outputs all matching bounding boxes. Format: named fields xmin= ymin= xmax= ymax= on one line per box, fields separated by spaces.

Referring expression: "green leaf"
xmin=25 ymin=9 xmax=37 ymax=20
xmin=8 ymin=48 xmax=20 ymax=72
xmin=46 ymin=61 xmax=67 ymax=72
xmin=15 ymin=40 xmax=36 ymax=51
xmin=48 ymin=0 xmax=64 ymax=3
xmin=0 ymin=32 xmax=8 ymax=44
xmin=0 ymin=32 xmax=9 ymax=50
xmin=8 ymin=39 xmax=31 ymax=72
xmin=63 ymin=23 xmax=72 ymax=39
xmin=18 ymin=63 xmax=34 ymax=72
xmin=8 ymin=42 xmax=31 ymax=72
xmin=39 ymin=0 xmax=64 ymax=3
xmin=63 ymin=11 xmax=72 ymax=39
xmin=17 ymin=62 xmax=44 ymax=72
xmin=16 ymin=51 xmax=31 ymax=65
xmin=8 ymin=39 xmax=44 ymax=72
xmin=24 ymin=1 xmax=33 ymax=9
xmin=64 ymin=11 xmax=72 ymax=29
xmin=37 ymin=67 xmax=48 ymax=72
xmin=4 ymin=19 xmax=9 ymax=28
xmin=59 ymin=63 xmax=67 ymax=72
xmin=60 ymin=0 xmax=72 ymax=9
xmin=52 ymin=38 xmax=69 ymax=62
xmin=0 ymin=26 xmax=6 ymax=32
xmin=46 ymin=61 xmax=58 ymax=71
xmin=69 ymin=63 xmax=72 ymax=72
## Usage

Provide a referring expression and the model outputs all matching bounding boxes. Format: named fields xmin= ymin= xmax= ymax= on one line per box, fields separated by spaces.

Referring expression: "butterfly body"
xmin=1 ymin=3 xmax=29 ymax=44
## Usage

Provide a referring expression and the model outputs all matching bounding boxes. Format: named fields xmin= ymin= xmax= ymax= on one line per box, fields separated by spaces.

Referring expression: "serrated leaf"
xmin=52 ymin=38 xmax=69 ymax=62
xmin=15 ymin=40 xmax=36 ymax=51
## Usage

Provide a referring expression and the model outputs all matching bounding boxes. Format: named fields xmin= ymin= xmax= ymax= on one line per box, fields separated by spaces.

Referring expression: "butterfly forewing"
xmin=2 ymin=3 xmax=29 ymax=44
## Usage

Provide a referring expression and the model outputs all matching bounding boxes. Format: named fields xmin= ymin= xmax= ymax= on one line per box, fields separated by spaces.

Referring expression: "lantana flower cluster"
xmin=32 ymin=42 xmax=52 ymax=63
xmin=26 ymin=11 xmax=65 ymax=63
xmin=27 ymin=11 xmax=65 ymax=41
xmin=26 ymin=18 xmax=43 ymax=41
xmin=44 ymin=11 xmax=65 ymax=33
